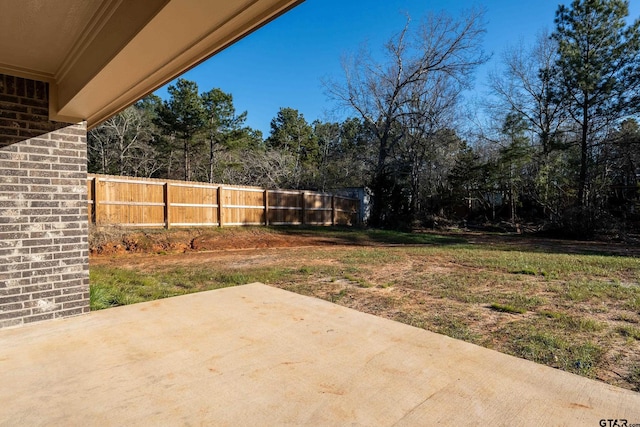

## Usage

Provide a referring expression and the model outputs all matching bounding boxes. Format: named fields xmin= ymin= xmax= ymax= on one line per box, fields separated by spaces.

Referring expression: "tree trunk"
xmin=510 ymin=168 xmax=516 ymax=224
xmin=183 ymin=138 xmax=189 ymax=181
xmin=209 ymin=135 xmax=214 ymax=184
xmin=369 ymin=141 xmax=389 ymax=227
xmin=119 ymin=152 xmax=125 ymax=176
xmin=101 ymin=145 xmax=107 ymax=174
xmin=208 ymin=118 xmax=216 ymax=184
xmin=578 ymin=95 xmax=589 ymax=208
xmin=369 ymin=173 xmax=386 ymax=228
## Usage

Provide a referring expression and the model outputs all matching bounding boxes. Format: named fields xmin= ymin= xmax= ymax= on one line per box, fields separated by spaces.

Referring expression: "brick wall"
xmin=0 ymin=74 xmax=90 ymax=328
xmin=0 ymin=74 xmax=68 ymax=147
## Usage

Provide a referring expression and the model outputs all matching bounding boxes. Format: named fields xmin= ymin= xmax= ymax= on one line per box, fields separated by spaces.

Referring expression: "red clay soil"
xmin=89 ymin=227 xmax=346 ymax=256
xmin=89 ymin=225 xmax=640 ymax=257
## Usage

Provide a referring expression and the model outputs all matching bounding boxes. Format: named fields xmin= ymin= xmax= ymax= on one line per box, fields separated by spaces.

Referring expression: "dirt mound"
xmin=89 ymin=226 xmax=337 ymax=256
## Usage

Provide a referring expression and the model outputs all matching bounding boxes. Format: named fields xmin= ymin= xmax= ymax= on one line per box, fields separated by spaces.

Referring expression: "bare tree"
xmin=212 ymin=149 xmax=296 ymax=189
xmin=397 ymin=73 xmax=462 ymax=217
xmin=88 ymin=124 xmax=111 ymax=174
xmin=88 ymin=105 xmax=156 ymax=176
xmin=488 ymin=30 xmax=566 ymax=155
xmin=487 ymin=31 xmax=570 ymax=221
xmin=326 ymin=9 xmax=487 ymax=226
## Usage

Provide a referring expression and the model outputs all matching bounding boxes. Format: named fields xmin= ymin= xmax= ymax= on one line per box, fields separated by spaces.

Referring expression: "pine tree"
xmin=552 ymin=0 xmax=640 ymax=211
xmin=155 ymin=79 xmax=206 ymax=181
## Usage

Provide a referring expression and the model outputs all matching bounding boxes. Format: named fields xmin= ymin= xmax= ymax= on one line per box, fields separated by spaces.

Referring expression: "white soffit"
xmin=56 ymin=0 xmax=304 ymax=127
xmin=0 ymin=0 xmax=303 ymax=127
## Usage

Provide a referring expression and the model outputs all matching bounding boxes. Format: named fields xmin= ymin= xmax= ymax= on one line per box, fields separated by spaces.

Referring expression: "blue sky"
xmin=155 ymin=0 xmax=640 ymax=137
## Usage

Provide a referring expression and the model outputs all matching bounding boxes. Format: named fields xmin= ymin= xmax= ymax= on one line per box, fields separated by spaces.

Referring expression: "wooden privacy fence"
xmin=87 ymin=174 xmax=359 ymax=228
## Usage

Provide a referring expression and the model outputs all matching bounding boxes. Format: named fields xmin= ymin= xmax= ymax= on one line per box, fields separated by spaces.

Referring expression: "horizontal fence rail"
xmin=87 ymin=174 xmax=359 ymax=228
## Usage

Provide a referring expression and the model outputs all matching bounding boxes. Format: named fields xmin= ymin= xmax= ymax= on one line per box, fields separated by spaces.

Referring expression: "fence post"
xmin=163 ymin=182 xmax=170 ymax=229
xmin=264 ymin=189 xmax=269 ymax=226
xmin=331 ymin=195 xmax=336 ymax=226
xmin=218 ymin=186 xmax=224 ymax=227
xmin=301 ymin=192 xmax=306 ymax=225
xmin=89 ymin=176 xmax=96 ymax=224
xmin=93 ymin=176 xmax=100 ymax=224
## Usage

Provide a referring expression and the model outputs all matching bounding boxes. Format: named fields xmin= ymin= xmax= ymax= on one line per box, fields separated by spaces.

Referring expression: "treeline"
xmin=89 ymin=0 xmax=640 ymax=235
xmin=88 ymin=83 xmax=369 ymax=192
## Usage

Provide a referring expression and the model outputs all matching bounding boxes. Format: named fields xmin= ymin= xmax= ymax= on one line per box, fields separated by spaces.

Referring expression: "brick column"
xmin=0 ymin=74 xmax=89 ymax=328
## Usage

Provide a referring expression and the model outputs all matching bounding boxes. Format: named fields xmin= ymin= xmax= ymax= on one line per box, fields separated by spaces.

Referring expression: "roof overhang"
xmin=0 ymin=0 xmax=303 ymax=128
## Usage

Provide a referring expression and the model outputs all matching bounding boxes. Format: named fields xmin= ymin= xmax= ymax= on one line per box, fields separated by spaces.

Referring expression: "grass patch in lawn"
xmin=614 ymin=313 xmax=639 ymax=323
xmin=340 ymin=248 xmax=403 ymax=265
xmin=329 ymin=288 xmax=349 ymax=303
xmin=436 ymin=322 xmax=478 ymax=342
xmin=450 ymin=249 xmax=640 ymax=281
xmin=617 ymin=325 xmax=640 ymax=341
xmin=90 ymin=260 xmax=348 ymax=310
xmin=502 ymin=323 xmax=604 ymax=378
xmin=395 ymin=310 xmax=483 ymax=344
xmin=90 ymin=265 xmax=298 ymax=310
xmin=489 ymin=303 xmax=526 ymax=314
xmin=628 ymin=365 xmax=640 ymax=392
xmin=425 ymin=313 xmax=482 ymax=343
xmin=90 ymin=268 xmax=172 ymax=310
xmin=511 ymin=267 xmax=538 ymax=276
xmin=625 ymin=295 xmax=640 ymax=311
xmin=502 ymin=293 xmax=546 ymax=310
xmin=436 ymin=282 xmax=481 ymax=303
xmin=279 ymin=226 xmax=467 ymax=246
xmin=297 ymin=265 xmax=313 ymax=275
xmin=426 ymin=273 xmax=491 ymax=304
xmin=343 ymin=273 xmax=373 ymax=288
xmin=360 ymin=229 xmax=466 ymax=245
xmin=552 ymin=279 xmax=640 ymax=308
xmin=538 ymin=310 xmax=605 ymax=332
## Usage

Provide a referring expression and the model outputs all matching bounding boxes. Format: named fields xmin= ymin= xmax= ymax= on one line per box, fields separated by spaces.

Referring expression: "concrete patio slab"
xmin=1 ymin=283 xmax=638 ymax=426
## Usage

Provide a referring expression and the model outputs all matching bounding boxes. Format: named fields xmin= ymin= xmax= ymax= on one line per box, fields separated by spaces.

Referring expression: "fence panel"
xmin=335 ymin=196 xmax=358 ymax=225
xmin=95 ymin=176 xmax=165 ymax=226
xmin=268 ymin=190 xmax=303 ymax=225
xmin=304 ymin=193 xmax=333 ymax=225
xmin=87 ymin=174 xmax=359 ymax=228
xmin=221 ymin=187 xmax=265 ymax=226
xmin=168 ymin=182 xmax=219 ymax=227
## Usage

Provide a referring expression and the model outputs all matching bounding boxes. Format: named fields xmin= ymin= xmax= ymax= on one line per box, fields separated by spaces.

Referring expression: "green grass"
xmin=448 ymin=249 xmax=640 ymax=281
xmin=278 ymin=226 xmax=466 ymax=246
xmin=422 ymin=313 xmax=482 ymax=343
xmin=549 ymin=279 xmax=640 ymax=309
xmin=89 ymin=259 xmax=349 ymax=310
xmin=502 ymin=323 xmax=604 ymax=377
xmin=503 ymin=293 xmax=545 ymax=310
xmin=511 ymin=267 xmax=538 ymax=275
xmin=329 ymin=288 xmax=348 ymax=303
xmin=89 ymin=265 xmax=297 ymax=310
xmin=538 ymin=310 xmax=605 ymax=332
xmin=628 ymin=365 xmax=640 ymax=392
xmin=343 ymin=273 xmax=373 ymax=288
